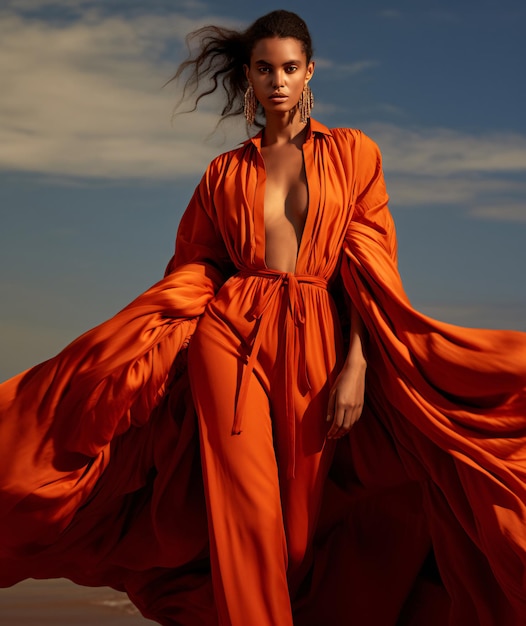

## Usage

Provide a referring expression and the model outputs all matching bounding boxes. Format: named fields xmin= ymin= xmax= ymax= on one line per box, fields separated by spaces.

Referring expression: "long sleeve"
xmin=165 ymin=163 xmax=234 ymax=283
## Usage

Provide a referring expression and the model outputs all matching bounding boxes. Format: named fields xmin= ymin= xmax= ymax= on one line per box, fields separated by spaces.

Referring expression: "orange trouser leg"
xmin=188 ymin=325 xmax=293 ymax=626
xmin=188 ymin=312 xmax=337 ymax=626
xmin=272 ymin=381 xmax=336 ymax=598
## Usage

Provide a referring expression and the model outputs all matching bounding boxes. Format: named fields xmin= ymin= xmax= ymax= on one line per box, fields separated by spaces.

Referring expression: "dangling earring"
xmin=244 ymin=84 xmax=257 ymax=125
xmin=298 ymin=84 xmax=314 ymax=123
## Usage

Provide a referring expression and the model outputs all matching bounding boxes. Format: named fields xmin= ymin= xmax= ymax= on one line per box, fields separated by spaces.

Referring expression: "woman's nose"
xmin=272 ymin=71 xmax=285 ymax=88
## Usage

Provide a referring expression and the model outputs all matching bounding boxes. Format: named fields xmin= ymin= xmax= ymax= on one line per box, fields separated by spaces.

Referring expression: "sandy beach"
xmin=0 ymin=579 xmax=152 ymax=625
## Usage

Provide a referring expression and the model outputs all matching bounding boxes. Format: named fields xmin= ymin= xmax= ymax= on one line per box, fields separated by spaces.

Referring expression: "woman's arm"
xmin=165 ymin=158 xmax=234 ymax=284
xmin=326 ymin=302 xmax=367 ymax=439
xmin=325 ymin=130 xmax=395 ymax=439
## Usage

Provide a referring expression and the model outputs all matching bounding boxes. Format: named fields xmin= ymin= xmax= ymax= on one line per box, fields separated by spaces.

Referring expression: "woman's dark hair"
xmin=168 ymin=10 xmax=313 ymax=126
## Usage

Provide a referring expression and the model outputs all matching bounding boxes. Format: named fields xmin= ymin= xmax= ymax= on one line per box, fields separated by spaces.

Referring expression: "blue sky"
xmin=1 ymin=0 xmax=525 ymax=381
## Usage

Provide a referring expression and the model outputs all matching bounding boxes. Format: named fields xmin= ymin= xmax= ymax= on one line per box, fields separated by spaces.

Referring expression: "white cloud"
xmin=376 ymin=7 xmax=460 ymax=24
xmin=366 ymin=124 xmax=526 ymax=219
xmin=385 ymin=175 xmax=526 ymax=208
xmin=315 ymin=58 xmax=379 ymax=75
xmin=469 ymin=203 xmax=526 ymax=222
xmin=377 ymin=10 xmax=401 ymax=20
xmin=1 ymin=0 xmax=526 ymax=229
xmin=369 ymin=124 xmax=526 ymax=176
xmin=0 ymin=5 xmax=247 ymax=180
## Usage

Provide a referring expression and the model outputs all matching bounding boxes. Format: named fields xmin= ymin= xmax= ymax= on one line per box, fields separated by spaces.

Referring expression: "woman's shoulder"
xmin=320 ymin=126 xmax=382 ymax=174
xmin=328 ymin=126 xmax=380 ymax=153
xmin=202 ymin=139 xmax=253 ymax=179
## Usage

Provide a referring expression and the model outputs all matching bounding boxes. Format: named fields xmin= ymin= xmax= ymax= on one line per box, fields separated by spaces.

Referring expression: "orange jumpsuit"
xmin=179 ymin=121 xmax=356 ymax=624
xmin=1 ymin=119 xmax=526 ymax=626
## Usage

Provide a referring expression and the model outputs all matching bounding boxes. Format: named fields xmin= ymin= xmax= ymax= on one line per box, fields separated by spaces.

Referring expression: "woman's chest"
xmin=212 ymin=144 xmax=356 ymax=268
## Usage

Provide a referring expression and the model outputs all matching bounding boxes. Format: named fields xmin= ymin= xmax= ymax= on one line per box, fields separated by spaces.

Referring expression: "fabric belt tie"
xmin=232 ymin=269 xmax=329 ymax=479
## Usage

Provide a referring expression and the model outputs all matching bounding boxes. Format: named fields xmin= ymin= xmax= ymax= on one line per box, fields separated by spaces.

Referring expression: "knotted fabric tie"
xmin=232 ymin=270 xmax=329 ymax=479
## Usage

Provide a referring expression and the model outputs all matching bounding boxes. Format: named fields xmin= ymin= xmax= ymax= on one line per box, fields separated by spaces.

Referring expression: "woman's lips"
xmin=269 ymin=94 xmax=288 ymax=102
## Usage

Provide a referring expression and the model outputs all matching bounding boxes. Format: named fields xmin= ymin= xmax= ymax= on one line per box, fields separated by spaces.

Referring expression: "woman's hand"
xmin=326 ymin=359 xmax=366 ymax=439
xmin=327 ymin=301 xmax=367 ymax=439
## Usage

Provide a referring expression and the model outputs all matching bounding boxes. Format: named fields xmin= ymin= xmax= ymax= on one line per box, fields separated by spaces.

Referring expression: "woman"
xmin=1 ymin=9 xmax=525 ymax=626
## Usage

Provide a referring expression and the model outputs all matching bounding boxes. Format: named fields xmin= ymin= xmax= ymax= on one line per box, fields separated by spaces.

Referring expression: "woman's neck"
xmin=262 ymin=111 xmax=308 ymax=147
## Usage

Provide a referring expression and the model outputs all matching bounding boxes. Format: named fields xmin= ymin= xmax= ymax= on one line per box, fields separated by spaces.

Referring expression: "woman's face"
xmin=245 ymin=37 xmax=314 ymax=119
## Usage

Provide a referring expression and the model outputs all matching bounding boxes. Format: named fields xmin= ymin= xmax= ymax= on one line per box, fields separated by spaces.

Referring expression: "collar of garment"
xmin=246 ymin=118 xmax=332 ymax=150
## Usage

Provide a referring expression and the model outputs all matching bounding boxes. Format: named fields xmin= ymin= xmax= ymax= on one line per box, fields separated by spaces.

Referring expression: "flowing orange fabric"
xmin=0 ymin=119 xmax=525 ymax=625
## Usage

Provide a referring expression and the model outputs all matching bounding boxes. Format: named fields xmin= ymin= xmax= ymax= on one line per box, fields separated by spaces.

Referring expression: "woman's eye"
xmin=258 ymin=67 xmax=270 ymax=73
xmin=286 ymin=66 xmax=298 ymax=73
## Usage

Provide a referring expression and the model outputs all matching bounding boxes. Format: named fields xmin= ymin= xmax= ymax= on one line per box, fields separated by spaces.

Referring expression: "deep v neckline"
xmin=255 ymin=141 xmax=315 ymax=274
